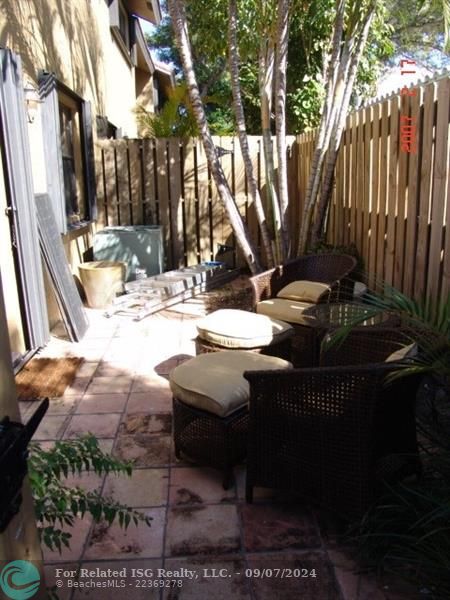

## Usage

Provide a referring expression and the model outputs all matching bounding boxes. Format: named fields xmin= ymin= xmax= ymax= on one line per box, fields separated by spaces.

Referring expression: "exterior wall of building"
xmin=0 ymin=0 xmax=151 ymax=136
xmin=0 ymin=1 xmax=159 ymax=331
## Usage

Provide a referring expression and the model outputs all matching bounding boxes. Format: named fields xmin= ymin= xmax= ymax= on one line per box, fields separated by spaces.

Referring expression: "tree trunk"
xmin=228 ymin=0 xmax=275 ymax=267
xmin=311 ymin=7 xmax=376 ymax=244
xmin=259 ymin=38 xmax=283 ymax=263
xmin=275 ymin=0 xmax=291 ymax=259
xmin=168 ymin=0 xmax=262 ymax=274
xmin=297 ymin=0 xmax=347 ymax=255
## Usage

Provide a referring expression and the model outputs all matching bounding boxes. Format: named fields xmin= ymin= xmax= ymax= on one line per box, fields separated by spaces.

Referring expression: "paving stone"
xmin=84 ymin=508 xmax=165 ymax=560
xmin=240 ymin=504 xmax=321 ymax=552
xmin=127 ymin=391 xmax=172 ymax=413
xmin=64 ymin=377 xmax=92 ymax=396
xmin=34 ymin=415 xmax=69 ymax=440
xmin=94 ymin=362 xmax=135 ymax=377
xmin=114 ymin=434 xmax=172 ymax=466
xmin=76 ymin=394 xmax=128 ymax=414
xmin=43 ymin=516 xmax=93 ymax=562
xmin=63 ymin=471 xmax=105 ymax=493
xmin=46 ymin=397 xmax=80 ymax=415
xmin=131 ymin=375 xmax=171 ymax=393
xmin=166 ymin=505 xmax=240 ymax=557
xmin=103 ymin=468 xmax=169 ymax=507
xmin=86 ymin=377 xmax=132 ymax=395
xmin=64 ymin=413 xmax=122 ymax=439
xmin=169 ymin=467 xmax=235 ymax=506
xmin=120 ymin=413 xmax=172 ymax=435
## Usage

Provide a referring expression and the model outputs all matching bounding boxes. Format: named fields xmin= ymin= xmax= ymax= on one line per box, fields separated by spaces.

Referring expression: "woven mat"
xmin=15 ymin=357 xmax=84 ymax=400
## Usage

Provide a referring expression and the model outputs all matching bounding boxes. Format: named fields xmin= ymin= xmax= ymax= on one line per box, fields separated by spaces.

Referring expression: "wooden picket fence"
xmin=95 ymin=136 xmax=298 ymax=270
xmin=297 ymin=74 xmax=450 ymax=303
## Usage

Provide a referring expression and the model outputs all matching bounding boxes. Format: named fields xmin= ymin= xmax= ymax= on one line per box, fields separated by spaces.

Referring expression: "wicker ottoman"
xmin=169 ymin=350 xmax=293 ymax=488
xmin=195 ymin=308 xmax=293 ymax=361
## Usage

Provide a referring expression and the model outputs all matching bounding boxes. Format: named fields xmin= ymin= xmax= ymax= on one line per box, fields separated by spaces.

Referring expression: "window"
xmin=39 ymin=72 xmax=97 ymax=234
xmin=118 ymin=2 xmax=130 ymax=49
xmin=109 ymin=0 xmax=134 ymax=62
xmin=58 ymin=92 xmax=87 ymax=225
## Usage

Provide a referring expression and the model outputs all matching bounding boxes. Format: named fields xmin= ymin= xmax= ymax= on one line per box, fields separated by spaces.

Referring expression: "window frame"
xmin=109 ymin=0 xmax=135 ymax=66
xmin=38 ymin=72 xmax=97 ymax=234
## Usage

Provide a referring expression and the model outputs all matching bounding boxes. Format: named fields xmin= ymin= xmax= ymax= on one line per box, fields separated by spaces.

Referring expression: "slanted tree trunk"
xmin=274 ymin=0 xmax=291 ymax=259
xmin=259 ymin=35 xmax=283 ymax=264
xmin=311 ymin=7 xmax=375 ymax=244
xmin=228 ymin=0 xmax=275 ymax=268
xmin=168 ymin=0 xmax=262 ymax=274
xmin=297 ymin=0 xmax=347 ymax=255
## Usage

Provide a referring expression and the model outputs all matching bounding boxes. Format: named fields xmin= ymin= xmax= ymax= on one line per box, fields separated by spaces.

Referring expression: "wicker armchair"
xmin=249 ymin=253 xmax=357 ymax=308
xmin=244 ymin=356 xmax=420 ymax=520
xmin=319 ymin=327 xmax=411 ymax=366
xmin=249 ymin=253 xmax=357 ymax=366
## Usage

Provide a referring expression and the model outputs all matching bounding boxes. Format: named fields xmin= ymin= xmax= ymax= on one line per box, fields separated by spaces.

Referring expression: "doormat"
xmin=15 ymin=357 xmax=84 ymax=400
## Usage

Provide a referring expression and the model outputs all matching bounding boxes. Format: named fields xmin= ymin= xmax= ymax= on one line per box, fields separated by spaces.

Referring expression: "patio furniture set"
xmin=168 ymin=254 xmax=420 ymax=520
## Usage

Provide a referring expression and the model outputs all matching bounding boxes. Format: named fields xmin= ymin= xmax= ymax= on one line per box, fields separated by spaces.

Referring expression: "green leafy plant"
xmin=135 ymin=82 xmax=199 ymax=138
xmin=351 ymin=427 xmax=450 ymax=598
xmin=29 ymin=435 xmax=151 ymax=552
xmin=327 ymin=283 xmax=450 ymax=597
xmin=326 ymin=284 xmax=450 ymax=384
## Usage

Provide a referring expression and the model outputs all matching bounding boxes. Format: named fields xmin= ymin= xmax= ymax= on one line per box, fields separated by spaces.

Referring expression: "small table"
xmin=309 ymin=302 xmax=396 ymax=328
xmin=302 ymin=302 xmax=400 ymax=364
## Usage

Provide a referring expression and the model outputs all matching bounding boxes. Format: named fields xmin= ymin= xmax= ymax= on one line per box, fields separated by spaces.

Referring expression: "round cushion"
xmin=169 ymin=350 xmax=293 ymax=417
xmin=196 ymin=308 xmax=293 ymax=349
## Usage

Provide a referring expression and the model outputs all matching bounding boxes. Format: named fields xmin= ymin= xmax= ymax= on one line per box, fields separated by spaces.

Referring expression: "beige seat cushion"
xmin=256 ymin=298 xmax=316 ymax=325
xmin=277 ymin=280 xmax=330 ymax=303
xmin=170 ymin=350 xmax=292 ymax=417
xmin=385 ymin=342 xmax=418 ymax=363
xmin=196 ymin=308 xmax=293 ymax=349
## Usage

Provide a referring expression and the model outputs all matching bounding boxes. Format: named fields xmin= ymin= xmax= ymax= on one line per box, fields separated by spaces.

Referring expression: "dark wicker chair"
xmin=244 ymin=334 xmax=421 ymax=520
xmin=249 ymin=253 xmax=358 ymax=307
xmin=249 ymin=253 xmax=358 ymax=366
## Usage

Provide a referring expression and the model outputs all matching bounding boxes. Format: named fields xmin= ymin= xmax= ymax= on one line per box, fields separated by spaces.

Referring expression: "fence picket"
xmin=414 ymin=83 xmax=435 ymax=299
xmin=403 ymin=89 xmax=421 ymax=297
xmin=427 ymin=78 xmax=450 ymax=300
xmin=368 ymin=103 xmax=380 ymax=278
xmin=385 ymin=96 xmax=399 ymax=286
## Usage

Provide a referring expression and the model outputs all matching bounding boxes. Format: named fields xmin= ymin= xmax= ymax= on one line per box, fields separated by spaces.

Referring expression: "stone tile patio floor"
xmin=20 ymin=292 xmax=417 ymax=600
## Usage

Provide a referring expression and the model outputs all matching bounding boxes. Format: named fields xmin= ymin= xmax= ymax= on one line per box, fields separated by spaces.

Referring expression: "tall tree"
xmin=256 ymin=1 xmax=284 ymax=262
xmin=228 ymin=0 xmax=275 ymax=266
xmin=297 ymin=0 xmax=378 ymax=253
xmin=167 ymin=0 xmax=262 ymax=274
xmin=275 ymin=0 xmax=292 ymax=258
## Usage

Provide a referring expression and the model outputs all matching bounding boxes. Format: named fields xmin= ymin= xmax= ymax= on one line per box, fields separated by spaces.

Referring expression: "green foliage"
xmin=326 ymin=285 xmax=450 ymax=386
xmin=29 ymin=435 xmax=151 ymax=552
xmin=136 ymin=82 xmax=198 ymax=138
xmin=386 ymin=0 xmax=450 ymax=57
xmin=350 ymin=385 xmax=450 ymax=598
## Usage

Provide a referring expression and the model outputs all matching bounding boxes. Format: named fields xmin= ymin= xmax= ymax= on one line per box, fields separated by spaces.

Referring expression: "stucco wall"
xmin=0 ymin=0 xmax=145 ymax=136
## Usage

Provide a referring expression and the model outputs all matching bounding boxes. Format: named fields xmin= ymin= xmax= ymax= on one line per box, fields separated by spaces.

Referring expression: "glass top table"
xmin=303 ymin=302 xmax=399 ymax=329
